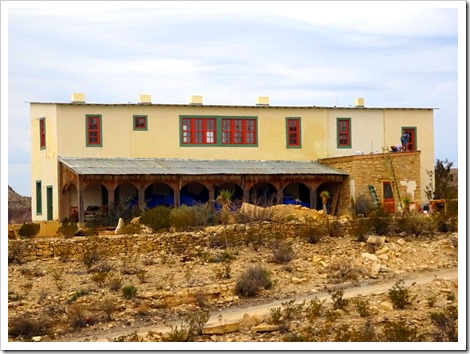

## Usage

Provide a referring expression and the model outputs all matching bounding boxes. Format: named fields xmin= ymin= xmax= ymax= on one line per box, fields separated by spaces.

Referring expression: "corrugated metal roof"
xmin=58 ymin=157 xmax=348 ymax=176
xmin=29 ymin=102 xmax=437 ymax=110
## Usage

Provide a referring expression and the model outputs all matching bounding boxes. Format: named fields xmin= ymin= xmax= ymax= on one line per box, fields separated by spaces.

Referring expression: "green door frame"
xmin=46 ymin=186 xmax=53 ymax=221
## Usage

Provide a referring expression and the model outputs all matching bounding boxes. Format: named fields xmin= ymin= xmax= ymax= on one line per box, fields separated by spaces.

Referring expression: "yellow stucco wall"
xmin=30 ymin=102 xmax=435 ymax=220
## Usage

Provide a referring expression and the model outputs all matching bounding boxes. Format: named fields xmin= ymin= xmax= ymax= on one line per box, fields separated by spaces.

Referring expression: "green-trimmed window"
xmin=286 ymin=117 xmax=301 ymax=148
xmin=222 ymin=118 xmax=256 ymax=145
xmin=36 ymin=181 xmax=42 ymax=215
xmin=133 ymin=115 xmax=148 ymax=131
xmin=182 ymin=118 xmax=216 ymax=144
xmin=337 ymin=118 xmax=351 ymax=148
xmin=39 ymin=117 xmax=46 ymax=149
xmin=86 ymin=115 xmax=102 ymax=146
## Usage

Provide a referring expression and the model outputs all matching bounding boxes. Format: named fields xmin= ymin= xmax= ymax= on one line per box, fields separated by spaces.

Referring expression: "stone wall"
xmin=9 ymin=222 xmax=345 ymax=263
xmin=320 ymin=151 xmax=421 ymax=214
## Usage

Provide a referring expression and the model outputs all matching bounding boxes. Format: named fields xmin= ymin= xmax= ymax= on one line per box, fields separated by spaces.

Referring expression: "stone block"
xmin=202 ymin=321 xmax=241 ymax=335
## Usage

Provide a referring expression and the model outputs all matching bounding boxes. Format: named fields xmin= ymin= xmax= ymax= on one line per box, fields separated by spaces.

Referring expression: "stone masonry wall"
xmin=321 ymin=151 xmax=421 ymax=214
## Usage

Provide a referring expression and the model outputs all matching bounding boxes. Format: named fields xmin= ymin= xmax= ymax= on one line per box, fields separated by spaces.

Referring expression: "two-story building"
xmin=30 ymin=94 xmax=435 ymax=223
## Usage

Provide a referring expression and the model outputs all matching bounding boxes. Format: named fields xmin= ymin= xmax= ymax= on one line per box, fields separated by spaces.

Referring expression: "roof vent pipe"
xmin=71 ymin=93 xmax=85 ymax=103
xmin=189 ymin=95 xmax=203 ymax=105
xmin=139 ymin=94 xmax=152 ymax=104
xmin=256 ymin=96 xmax=270 ymax=106
xmin=354 ymin=98 xmax=364 ymax=107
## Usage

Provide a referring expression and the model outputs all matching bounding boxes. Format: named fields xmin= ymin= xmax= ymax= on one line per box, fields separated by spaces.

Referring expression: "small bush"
xmin=18 ymin=222 xmax=40 ymax=239
xmin=99 ymin=297 xmax=116 ymax=321
xmin=9 ymin=315 xmax=51 ymax=338
xmin=67 ymin=303 xmax=96 ymax=329
xmin=108 ymin=275 xmax=123 ymax=292
xmin=121 ymin=285 xmax=137 ymax=299
xmin=83 ymin=247 xmax=102 ymax=269
xmin=353 ymin=195 xmax=374 ymax=217
xmin=162 ymin=310 xmax=210 ymax=342
xmin=430 ymin=305 xmax=458 ymax=342
xmin=170 ymin=205 xmax=198 ymax=230
xmin=325 ymin=217 xmax=341 ymax=237
xmin=68 ymin=289 xmax=89 ymax=303
xmin=353 ymin=296 xmax=373 ymax=318
xmin=351 ymin=218 xmax=372 ymax=242
xmin=91 ymin=272 xmax=108 ymax=287
xmin=328 ymin=257 xmax=362 ymax=283
xmin=382 ymin=320 xmax=418 ymax=342
xmin=329 ymin=289 xmax=349 ymax=310
xmin=272 ymin=241 xmax=294 ymax=264
xmin=245 ymin=227 xmax=268 ymax=251
xmin=235 ymin=265 xmax=272 ymax=297
xmin=369 ymin=206 xmax=392 ymax=235
xmin=57 ymin=217 xmax=78 ymax=238
xmin=140 ymin=205 xmax=171 ymax=232
xmin=388 ymin=279 xmax=411 ymax=309
xmin=300 ymin=217 xmax=327 ymax=244
xmin=136 ymin=269 xmax=150 ymax=284
xmin=304 ymin=297 xmax=326 ymax=320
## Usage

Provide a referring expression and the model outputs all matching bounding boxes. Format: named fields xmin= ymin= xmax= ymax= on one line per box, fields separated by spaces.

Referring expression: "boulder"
xmin=379 ymin=301 xmax=394 ymax=311
xmin=202 ymin=321 xmax=241 ymax=335
xmin=361 ymin=253 xmax=379 ymax=262
xmin=115 ymin=218 xmax=125 ymax=235
xmin=251 ymin=324 xmax=280 ymax=333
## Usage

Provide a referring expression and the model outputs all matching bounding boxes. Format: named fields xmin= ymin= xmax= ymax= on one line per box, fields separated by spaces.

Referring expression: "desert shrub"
xmin=104 ymin=196 xmax=142 ymax=227
xmin=388 ymin=279 xmax=411 ymax=309
xmin=99 ymin=297 xmax=116 ymax=321
xmin=120 ymin=222 xmax=141 ymax=235
xmin=245 ymin=226 xmax=269 ymax=251
xmin=8 ymin=315 xmax=51 ymax=338
xmin=304 ymin=297 xmax=326 ymax=320
xmin=382 ymin=320 xmax=418 ymax=342
xmin=212 ymin=261 xmax=232 ymax=280
xmin=234 ymin=264 xmax=272 ymax=297
xmin=49 ymin=265 xmax=65 ymax=291
xmin=67 ymin=303 xmax=96 ymax=329
xmin=170 ymin=205 xmax=197 ymax=230
xmin=162 ymin=310 xmax=210 ymax=342
xmin=272 ymin=241 xmax=294 ymax=263
xmin=430 ymin=305 xmax=458 ymax=342
xmin=351 ymin=218 xmax=372 ymax=242
xmin=108 ymin=275 xmax=123 ymax=292
xmin=369 ymin=206 xmax=392 ymax=235
xmin=432 ymin=213 xmax=458 ymax=233
xmin=121 ymin=285 xmax=138 ymax=299
xmin=140 ymin=205 xmax=171 ymax=232
xmin=136 ymin=269 xmax=150 ymax=283
xmin=329 ymin=289 xmax=349 ymax=310
xmin=325 ymin=217 xmax=341 ymax=237
xmin=136 ymin=302 xmax=150 ymax=317
xmin=395 ymin=215 xmax=428 ymax=236
xmin=300 ymin=217 xmax=327 ymax=244
xmin=18 ymin=222 xmax=40 ymax=239
xmin=193 ymin=202 xmax=218 ymax=226
xmin=328 ymin=257 xmax=362 ymax=283
xmin=57 ymin=217 xmax=78 ymax=238
xmin=353 ymin=296 xmax=373 ymax=318
xmin=83 ymin=246 xmax=102 ymax=269
xmin=334 ymin=321 xmax=377 ymax=342
xmin=91 ymin=272 xmax=108 ymax=287
xmin=352 ymin=195 xmax=374 ymax=217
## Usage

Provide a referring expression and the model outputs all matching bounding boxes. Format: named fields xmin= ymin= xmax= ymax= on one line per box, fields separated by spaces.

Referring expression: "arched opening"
xmin=145 ymin=183 xmax=174 ymax=208
xmin=180 ymin=182 xmax=209 ymax=206
xmin=249 ymin=182 xmax=277 ymax=206
xmin=316 ymin=182 xmax=337 ymax=213
xmin=215 ymin=182 xmax=243 ymax=204
xmin=114 ymin=182 xmax=138 ymax=208
xmin=283 ymin=182 xmax=310 ymax=208
xmin=84 ymin=182 xmax=109 ymax=222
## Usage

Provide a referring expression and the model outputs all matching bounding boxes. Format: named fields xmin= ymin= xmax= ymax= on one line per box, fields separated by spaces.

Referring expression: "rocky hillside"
xmin=8 ymin=185 xmax=31 ymax=224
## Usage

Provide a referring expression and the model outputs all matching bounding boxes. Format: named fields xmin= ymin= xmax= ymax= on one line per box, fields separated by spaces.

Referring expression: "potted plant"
xmin=402 ymin=195 xmax=412 ymax=214
xmin=320 ymin=190 xmax=330 ymax=214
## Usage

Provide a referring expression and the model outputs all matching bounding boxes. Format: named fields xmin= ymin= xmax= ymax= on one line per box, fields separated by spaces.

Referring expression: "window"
xmin=181 ymin=118 xmax=216 ymax=144
xmin=36 ymin=181 xmax=42 ymax=215
xmin=39 ymin=118 xmax=46 ymax=149
xmin=337 ymin=118 xmax=351 ymax=148
xmin=86 ymin=115 xmax=102 ymax=146
xmin=133 ymin=115 xmax=148 ymax=131
xmin=222 ymin=118 xmax=256 ymax=145
xmin=286 ymin=118 xmax=301 ymax=148
xmin=402 ymin=127 xmax=417 ymax=151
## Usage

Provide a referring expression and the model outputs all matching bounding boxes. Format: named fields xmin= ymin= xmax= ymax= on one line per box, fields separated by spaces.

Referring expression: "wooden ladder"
xmin=382 ymin=147 xmax=403 ymax=213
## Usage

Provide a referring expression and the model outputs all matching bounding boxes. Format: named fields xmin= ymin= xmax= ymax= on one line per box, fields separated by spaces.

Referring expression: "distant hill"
xmin=8 ymin=185 xmax=31 ymax=224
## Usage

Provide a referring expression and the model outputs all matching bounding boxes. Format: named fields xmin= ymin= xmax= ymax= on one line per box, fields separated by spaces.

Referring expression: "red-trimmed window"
xmin=222 ymin=118 xmax=256 ymax=145
xmin=337 ymin=118 xmax=351 ymax=148
xmin=181 ymin=118 xmax=216 ymax=144
xmin=134 ymin=115 xmax=147 ymax=130
xmin=39 ymin=118 xmax=46 ymax=149
xmin=87 ymin=115 xmax=102 ymax=146
xmin=287 ymin=118 xmax=300 ymax=147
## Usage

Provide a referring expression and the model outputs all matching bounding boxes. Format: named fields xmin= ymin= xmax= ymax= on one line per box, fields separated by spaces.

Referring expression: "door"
xmin=383 ymin=181 xmax=395 ymax=213
xmin=402 ymin=127 xmax=416 ymax=151
xmin=46 ymin=186 xmax=53 ymax=221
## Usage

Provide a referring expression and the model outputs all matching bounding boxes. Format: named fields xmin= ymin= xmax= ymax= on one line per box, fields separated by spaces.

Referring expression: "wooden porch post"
xmin=78 ymin=177 xmax=85 ymax=226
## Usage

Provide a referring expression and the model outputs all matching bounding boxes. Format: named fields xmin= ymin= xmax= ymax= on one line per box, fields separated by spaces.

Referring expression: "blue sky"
xmin=2 ymin=1 xmax=464 ymax=197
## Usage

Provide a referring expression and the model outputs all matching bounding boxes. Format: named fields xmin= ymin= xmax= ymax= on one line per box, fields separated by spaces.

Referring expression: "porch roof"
xmin=58 ymin=157 xmax=348 ymax=176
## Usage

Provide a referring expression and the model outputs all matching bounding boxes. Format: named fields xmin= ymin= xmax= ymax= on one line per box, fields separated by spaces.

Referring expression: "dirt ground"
xmin=7 ymin=224 xmax=459 ymax=344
